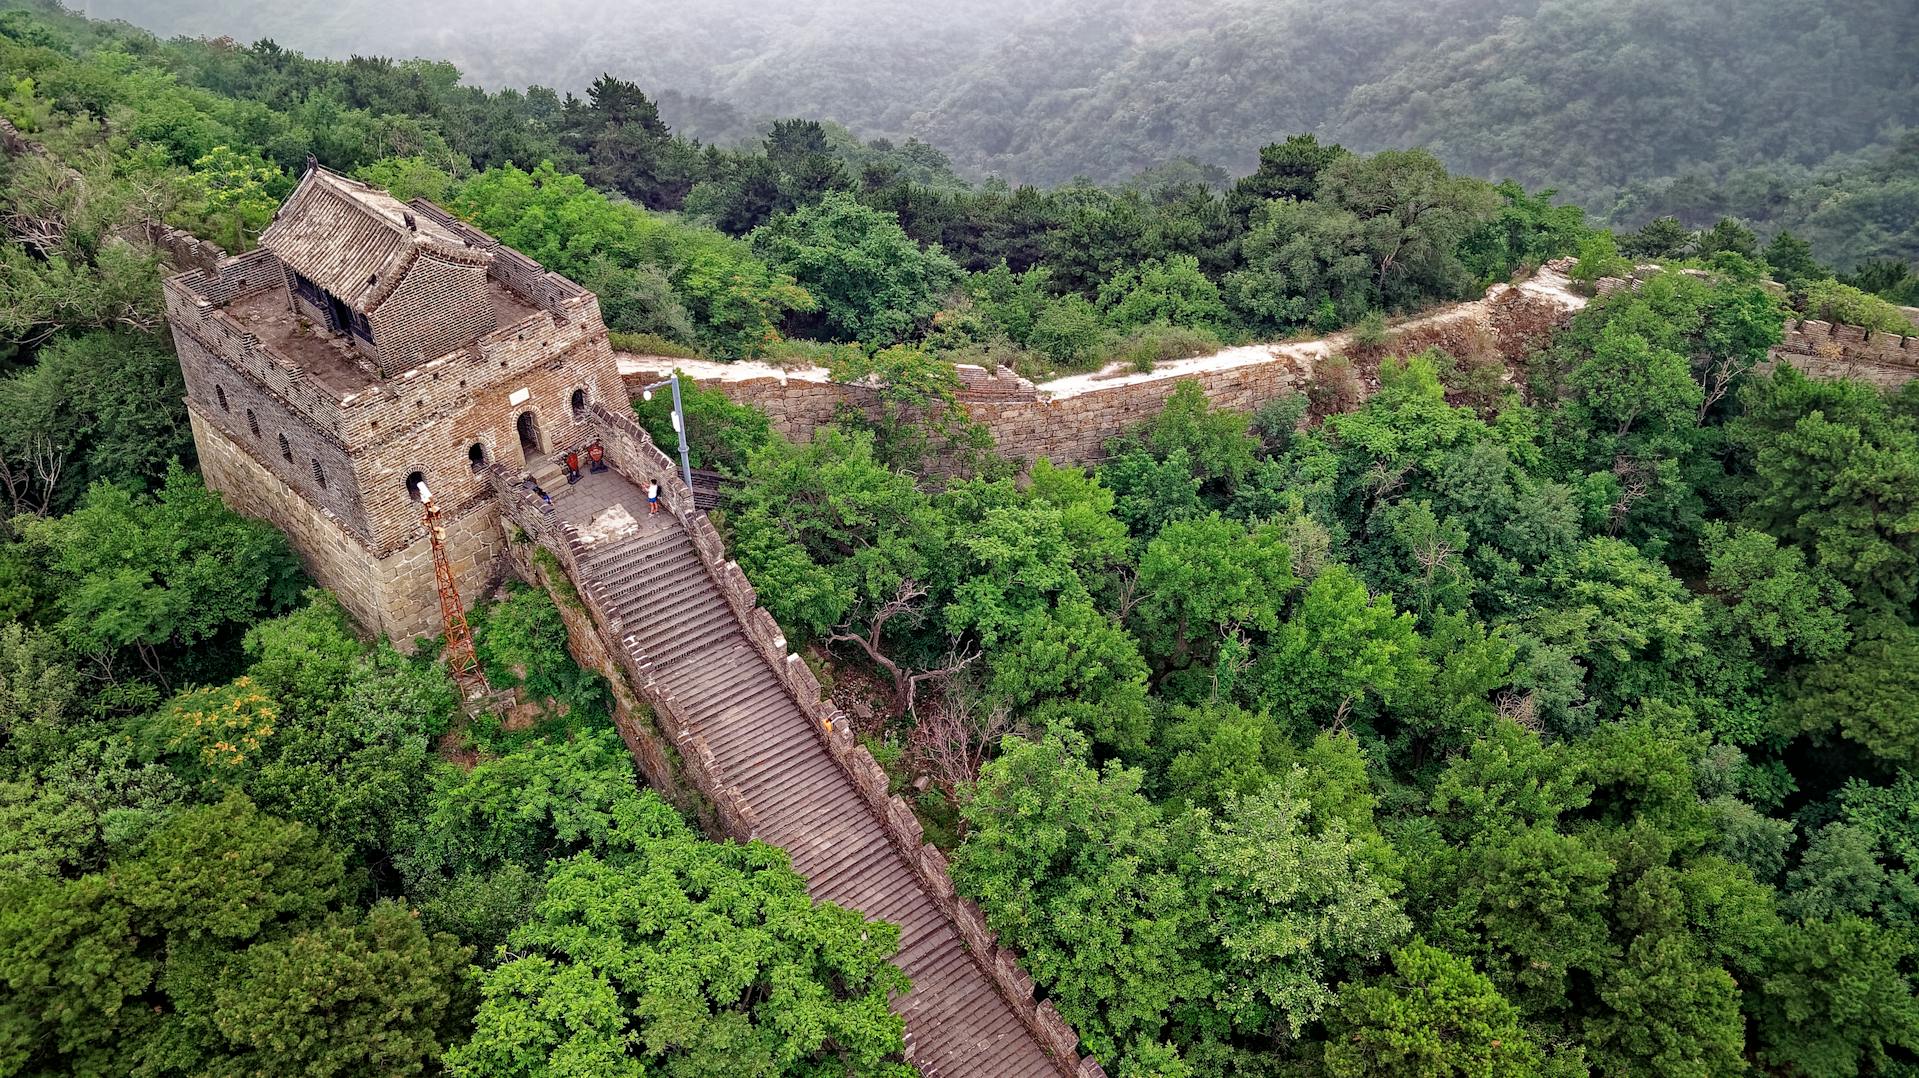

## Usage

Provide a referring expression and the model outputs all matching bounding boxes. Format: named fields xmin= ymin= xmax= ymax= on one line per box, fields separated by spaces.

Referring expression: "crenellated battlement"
xmin=1773 ymin=317 xmax=1919 ymax=386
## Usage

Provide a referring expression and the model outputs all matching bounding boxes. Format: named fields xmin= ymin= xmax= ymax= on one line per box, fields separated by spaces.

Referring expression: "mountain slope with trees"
xmin=86 ymin=0 xmax=1919 ymax=265
xmin=0 ymin=2 xmax=1915 ymax=1075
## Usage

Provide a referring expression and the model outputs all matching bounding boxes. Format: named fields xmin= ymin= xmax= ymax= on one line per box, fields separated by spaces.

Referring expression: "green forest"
xmin=0 ymin=0 xmax=1917 ymax=1075
xmin=84 ymin=0 xmax=1919 ymax=272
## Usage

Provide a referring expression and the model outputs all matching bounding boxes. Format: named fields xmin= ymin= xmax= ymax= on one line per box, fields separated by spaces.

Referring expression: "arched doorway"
xmin=516 ymin=410 xmax=543 ymax=463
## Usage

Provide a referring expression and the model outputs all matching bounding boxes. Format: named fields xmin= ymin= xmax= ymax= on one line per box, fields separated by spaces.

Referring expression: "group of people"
xmin=526 ymin=439 xmax=661 ymax=515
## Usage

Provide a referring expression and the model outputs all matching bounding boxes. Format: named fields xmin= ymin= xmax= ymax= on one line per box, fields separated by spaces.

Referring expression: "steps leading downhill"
xmin=563 ymin=484 xmax=1072 ymax=1078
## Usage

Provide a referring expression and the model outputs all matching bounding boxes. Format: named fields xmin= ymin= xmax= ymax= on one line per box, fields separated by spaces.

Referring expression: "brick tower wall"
xmin=189 ymin=403 xmax=506 ymax=645
xmin=172 ymin=317 xmax=375 ymax=539
xmin=167 ymin=176 xmax=624 ymax=645
xmin=349 ymin=330 xmax=621 ymax=556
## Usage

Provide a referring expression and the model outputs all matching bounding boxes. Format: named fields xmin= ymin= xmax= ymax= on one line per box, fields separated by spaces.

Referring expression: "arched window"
xmin=246 ymin=409 xmax=260 ymax=438
xmin=405 ymin=471 xmax=427 ymax=501
xmin=311 ymin=459 xmax=327 ymax=489
xmin=468 ymin=442 xmax=487 ymax=468
xmin=278 ymin=433 xmax=292 ymax=462
xmin=215 ymin=385 xmax=229 ymax=411
xmin=570 ymin=387 xmax=587 ymax=416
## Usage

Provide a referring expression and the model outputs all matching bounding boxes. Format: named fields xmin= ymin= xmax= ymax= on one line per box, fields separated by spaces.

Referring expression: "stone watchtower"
xmin=165 ymin=165 xmax=622 ymax=642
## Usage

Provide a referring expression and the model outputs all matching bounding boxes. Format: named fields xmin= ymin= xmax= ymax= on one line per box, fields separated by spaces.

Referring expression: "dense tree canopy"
xmin=713 ymin=258 xmax=1919 ymax=1074
xmin=0 ymin=4 xmax=1916 ymax=1077
xmin=91 ymin=0 xmax=1918 ymax=271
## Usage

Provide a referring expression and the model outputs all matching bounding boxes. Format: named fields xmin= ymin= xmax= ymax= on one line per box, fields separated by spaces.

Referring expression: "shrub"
xmin=759 ymin=337 xmax=864 ymax=370
xmin=1096 ymin=254 xmax=1231 ymax=334
xmin=1309 ymin=354 xmax=1365 ymax=417
xmin=606 ymin=330 xmax=703 ymax=358
xmin=1253 ymin=393 xmax=1310 ymax=452
xmin=1571 ymin=232 xmax=1632 ymax=287
xmin=1031 ymin=294 xmax=1110 ymax=370
xmin=1801 ymin=278 xmax=1918 ymax=334
xmin=1114 ymin=322 xmax=1223 ymax=372
xmin=1351 ymin=311 xmax=1390 ymax=353
xmin=468 ymin=584 xmax=612 ymax=750
xmin=631 ymin=373 xmax=773 ymax=473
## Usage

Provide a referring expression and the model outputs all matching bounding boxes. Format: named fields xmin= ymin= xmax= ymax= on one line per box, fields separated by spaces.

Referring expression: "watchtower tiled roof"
xmin=259 ymin=166 xmax=490 ymax=314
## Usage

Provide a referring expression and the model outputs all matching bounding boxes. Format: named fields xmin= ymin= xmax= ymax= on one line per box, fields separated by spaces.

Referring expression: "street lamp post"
xmin=641 ymin=373 xmax=694 ymax=494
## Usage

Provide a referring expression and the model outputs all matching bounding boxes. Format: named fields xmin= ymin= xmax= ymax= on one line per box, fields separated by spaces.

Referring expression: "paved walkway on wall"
xmin=615 ymin=263 xmax=1591 ymax=400
xmin=525 ymin=457 xmax=1072 ymax=1078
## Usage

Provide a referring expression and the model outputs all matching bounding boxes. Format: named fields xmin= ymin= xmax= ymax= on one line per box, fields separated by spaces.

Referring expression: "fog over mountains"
xmin=82 ymin=0 xmax=1918 ymax=227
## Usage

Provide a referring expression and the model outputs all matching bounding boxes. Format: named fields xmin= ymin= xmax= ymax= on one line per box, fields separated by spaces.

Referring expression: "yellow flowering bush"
xmin=161 ymin=676 xmax=277 ymax=768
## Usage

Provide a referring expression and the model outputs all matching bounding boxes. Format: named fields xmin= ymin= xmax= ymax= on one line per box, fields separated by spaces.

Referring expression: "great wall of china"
xmin=624 ymin=263 xmax=1919 ymax=463
xmin=15 ymin=105 xmax=1914 ymax=1073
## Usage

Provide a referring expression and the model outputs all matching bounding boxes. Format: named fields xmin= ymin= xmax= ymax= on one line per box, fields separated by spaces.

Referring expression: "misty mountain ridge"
xmin=77 ymin=0 xmax=1919 ymax=243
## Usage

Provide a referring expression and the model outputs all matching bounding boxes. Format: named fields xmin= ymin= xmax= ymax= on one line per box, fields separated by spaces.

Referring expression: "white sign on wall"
xmin=508 ymin=387 xmax=530 ymax=406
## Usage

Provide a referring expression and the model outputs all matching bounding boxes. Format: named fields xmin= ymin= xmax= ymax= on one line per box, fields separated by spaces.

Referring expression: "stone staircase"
xmin=578 ymin=513 xmax=1075 ymax=1077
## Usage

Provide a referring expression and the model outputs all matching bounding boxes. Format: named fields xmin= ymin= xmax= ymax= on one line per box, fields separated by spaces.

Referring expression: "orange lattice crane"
xmin=418 ymin=481 xmax=486 ymax=698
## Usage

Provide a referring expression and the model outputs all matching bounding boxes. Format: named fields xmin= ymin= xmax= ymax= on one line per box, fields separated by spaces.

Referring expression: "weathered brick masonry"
xmin=165 ymin=166 xmax=623 ymax=643
xmin=624 ymin=268 xmax=1585 ymax=465
xmin=626 ymin=264 xmax=1916 ymax=462
xmin=1771 ymin=318 xmax=1919 ymax=387
xmin=164 ymin=167 xmax=1097 ymax=1076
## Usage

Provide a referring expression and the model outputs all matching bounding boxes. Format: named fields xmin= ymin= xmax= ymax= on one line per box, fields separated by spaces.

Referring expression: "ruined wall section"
xmin=1771 ymin=318 xmax=1919 ymax=387
xmin=1594 ymin=268 xmax=1918 ymax=388
xmin=624 ymin=272 xmax=1589 ymax=467
xmin=142 ymin=221 xmax=230 ymax=275
xmin=625 ymin=352 xmax=1311 ymax=467
xmin=628 ymin=270 xmax=1919 ymax=469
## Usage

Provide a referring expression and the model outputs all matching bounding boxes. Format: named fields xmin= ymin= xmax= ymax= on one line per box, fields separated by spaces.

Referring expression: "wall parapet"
xmin=1773 ymin=317 xmax=1919 ymax=386
xmin=169 ymin=259 xmax=609 ymax=453
xmin=165 ymin=262 xmax=365 ymax=444
xmin=1590 ymin=271 xmax=1919 ymax=389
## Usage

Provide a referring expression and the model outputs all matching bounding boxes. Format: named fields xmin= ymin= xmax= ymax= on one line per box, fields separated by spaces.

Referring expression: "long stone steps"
xmin=575 ymin=521 xmax=1070 ymax=1078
